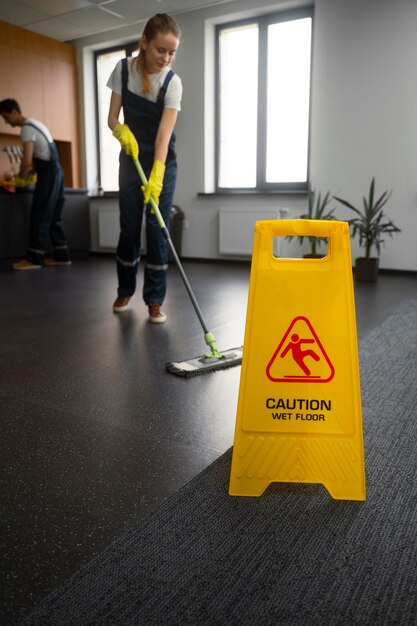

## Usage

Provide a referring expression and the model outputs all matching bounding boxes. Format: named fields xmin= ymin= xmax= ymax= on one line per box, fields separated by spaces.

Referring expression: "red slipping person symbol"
xmin=266 ymin=316 xmax=334 ymax=383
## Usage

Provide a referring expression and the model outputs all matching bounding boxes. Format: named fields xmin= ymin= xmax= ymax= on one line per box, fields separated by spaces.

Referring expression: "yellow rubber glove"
xmin=142 ymin=160 xmax=165 ymax=206
xmin=5 ymin=174 xmax=38 ymax=187
xmin=112 ymin=123 xmax=139 ymax=160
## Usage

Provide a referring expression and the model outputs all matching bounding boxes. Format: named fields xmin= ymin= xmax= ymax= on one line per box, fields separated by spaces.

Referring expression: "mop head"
xmin=166 ymin=347 xmax=243 ymax=378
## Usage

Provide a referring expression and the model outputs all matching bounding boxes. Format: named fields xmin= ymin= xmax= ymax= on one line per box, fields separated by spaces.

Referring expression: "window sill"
xmin=89 ymin=190 xmax=119 ymax=199
xmin=198 ymin=190 xmax=308 ymax=197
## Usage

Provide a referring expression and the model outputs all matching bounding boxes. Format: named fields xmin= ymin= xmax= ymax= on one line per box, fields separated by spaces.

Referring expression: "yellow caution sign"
xmin=229 ymin=219 xmax=366 ymax=501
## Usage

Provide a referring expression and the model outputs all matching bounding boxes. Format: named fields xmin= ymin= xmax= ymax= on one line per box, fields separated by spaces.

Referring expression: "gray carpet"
xmin=21 ymin=296 xmax=417 ymax=625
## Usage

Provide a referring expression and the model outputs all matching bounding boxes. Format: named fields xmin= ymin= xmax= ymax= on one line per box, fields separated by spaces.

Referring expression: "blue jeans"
xmin=116 ymin=152 xmax=176 ymax=304
xmin=27 ymin=158 xmax=69 ymax=264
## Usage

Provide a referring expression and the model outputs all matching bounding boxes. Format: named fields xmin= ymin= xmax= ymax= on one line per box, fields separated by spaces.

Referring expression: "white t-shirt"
xmin=21 ymin=118 xmax=53 ymax=161
xmin=107 ymin=57 xmax=182 ymax=111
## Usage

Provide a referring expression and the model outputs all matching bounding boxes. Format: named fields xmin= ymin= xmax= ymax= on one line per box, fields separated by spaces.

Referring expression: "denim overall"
xmin=24 ymin=122 xmax=69 ymax=264
xmin=117 ymin=58 xmax=177 ymax=304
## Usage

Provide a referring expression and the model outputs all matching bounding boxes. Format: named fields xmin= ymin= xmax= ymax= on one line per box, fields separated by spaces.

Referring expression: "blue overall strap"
xmin=23 ymin=121 xmax=54 ymax=146
xmin=23 ymin=121 xmax=58 ymax=164
xmin=121 ymin=57 xmax=128 ymax=96
xmin=157 ymin=70 xmax=175 ymax=105
xmin=120 ymin=59 xmax=177 ymax=163
xmin=122 ymin=57 xmax=172 ymax=105
xmin=121 ymin=58 xmax=174 ymax=104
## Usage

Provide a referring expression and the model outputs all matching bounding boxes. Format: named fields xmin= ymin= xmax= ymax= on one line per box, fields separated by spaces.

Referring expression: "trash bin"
xmin=169 ymin=205 xmax=185 ymax=262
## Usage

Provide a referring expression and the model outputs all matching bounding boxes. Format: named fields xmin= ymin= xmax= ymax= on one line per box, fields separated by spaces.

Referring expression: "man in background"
xmin=0 ymin=98 xmax=71 ymax=270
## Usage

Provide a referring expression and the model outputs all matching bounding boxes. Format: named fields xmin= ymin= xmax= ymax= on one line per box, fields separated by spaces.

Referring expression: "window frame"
xmin=94 ymin=41 xmax=138 ymax=192
xmin=215 ymin=7 xmax=314 ymax=194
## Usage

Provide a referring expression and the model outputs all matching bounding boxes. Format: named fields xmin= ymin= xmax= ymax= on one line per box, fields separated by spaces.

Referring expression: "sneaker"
xmin=148 ymin=303 xmax=167 ymax=324
xmin=44 ymin=258 xmax=72 ymax=266
xmin=113 ymin=296 xmax=131 ymax=312
xmin=12 ymin=260 xmax=42 ymax=271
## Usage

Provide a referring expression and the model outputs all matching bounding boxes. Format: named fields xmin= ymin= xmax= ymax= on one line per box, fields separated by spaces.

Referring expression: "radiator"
xmin=98 ymin=208 xmax=119 ymax=248
xmin=97 ymin=207 xmax=147 ymax=252
xmin=219 ymin=208 xmax=288 ymax=256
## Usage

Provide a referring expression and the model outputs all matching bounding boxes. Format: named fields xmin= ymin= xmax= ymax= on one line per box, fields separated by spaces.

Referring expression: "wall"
xmin=0 ymin=20 xmax=81 ymax=187
xmin=309 ymin=0 xmax=417 ymax=270
xmin=72 ymin=0 xmax=417 ymax=270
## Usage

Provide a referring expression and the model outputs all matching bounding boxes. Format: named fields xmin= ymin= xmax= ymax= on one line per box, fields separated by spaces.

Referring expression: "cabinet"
xmin=0 ymin=189 xmax=90 ymax=259
xmin=0 ymin=20 xmax=80 ymax=187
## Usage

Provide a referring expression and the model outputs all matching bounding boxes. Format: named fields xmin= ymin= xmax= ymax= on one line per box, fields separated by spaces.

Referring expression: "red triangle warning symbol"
xmin=266 ymin=316 xmax=335 ymax=383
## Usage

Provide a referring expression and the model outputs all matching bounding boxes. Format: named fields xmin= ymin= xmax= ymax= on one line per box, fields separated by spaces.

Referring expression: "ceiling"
xmin=0 ymin=0 xmax=235 ymax=42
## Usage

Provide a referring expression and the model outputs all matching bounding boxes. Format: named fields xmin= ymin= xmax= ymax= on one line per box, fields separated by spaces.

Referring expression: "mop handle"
xmin=132 ymin=158 xmax=210 ymax=336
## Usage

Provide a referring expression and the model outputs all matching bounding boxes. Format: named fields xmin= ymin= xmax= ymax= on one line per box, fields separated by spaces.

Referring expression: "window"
xmin=216 ymin=8 xmax=313 ymax=192
xmin=95 ymin=43 xmax=137 ymax=191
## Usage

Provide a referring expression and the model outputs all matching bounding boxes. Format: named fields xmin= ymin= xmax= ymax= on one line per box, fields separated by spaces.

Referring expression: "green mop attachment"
xmin=133 ymin=158 xmax=243 ymax=377
xmin=166 ymin=335 xmax=243 ymax=378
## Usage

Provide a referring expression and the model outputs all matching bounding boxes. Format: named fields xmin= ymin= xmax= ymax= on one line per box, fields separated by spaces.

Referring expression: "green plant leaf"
xmin=334 ymin=178 xmax=400 ymax=257
xmin=286 ymin=189 xmax=336 ymax=252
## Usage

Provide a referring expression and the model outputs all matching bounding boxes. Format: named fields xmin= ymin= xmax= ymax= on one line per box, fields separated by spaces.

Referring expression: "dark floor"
xmin=1 ymin=255 xmax=417 ymax=625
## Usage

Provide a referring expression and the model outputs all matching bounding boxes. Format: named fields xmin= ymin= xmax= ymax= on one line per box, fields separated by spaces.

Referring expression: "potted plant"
xmin=287 ymin=190 xmax=336 ymax=258
xmin=334 ymin=177 xmax=401 ymax=282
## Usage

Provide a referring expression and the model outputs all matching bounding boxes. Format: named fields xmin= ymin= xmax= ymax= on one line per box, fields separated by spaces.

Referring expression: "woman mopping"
xmin=107 ymin=13 xmax=182 ymax=322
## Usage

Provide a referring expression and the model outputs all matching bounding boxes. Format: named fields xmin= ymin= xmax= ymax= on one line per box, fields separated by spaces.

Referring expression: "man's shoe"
xmin=148 ymin=303 xmax=167 ymax=324
xmin=12 ymin=260 xmax=42 ymax=271
xmin=44 ymin=258 xmax=72 ymax=266
xmin=113 ymin=296 xmax=131 ymax=312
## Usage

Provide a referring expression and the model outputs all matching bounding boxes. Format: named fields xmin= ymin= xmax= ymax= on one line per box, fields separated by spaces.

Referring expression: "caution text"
xmin=266 ymin=398 xmax=331 ymax=411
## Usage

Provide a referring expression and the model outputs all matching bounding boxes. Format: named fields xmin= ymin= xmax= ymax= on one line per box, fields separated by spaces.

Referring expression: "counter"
xmin=0 ymin=188 xmax=90 ymax=259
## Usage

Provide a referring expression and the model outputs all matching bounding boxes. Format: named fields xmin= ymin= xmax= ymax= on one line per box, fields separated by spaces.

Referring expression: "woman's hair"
xmin=135 ymin=13 xmax=181 ymax=94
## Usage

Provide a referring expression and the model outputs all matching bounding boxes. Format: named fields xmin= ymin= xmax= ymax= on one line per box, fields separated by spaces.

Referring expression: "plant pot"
xmin=355 ymin=257 xmax=379 ymax=283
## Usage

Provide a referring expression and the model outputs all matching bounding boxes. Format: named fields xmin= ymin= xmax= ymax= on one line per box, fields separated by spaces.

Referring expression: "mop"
xmin=133 ymin=157 xmax=243 ymax=377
